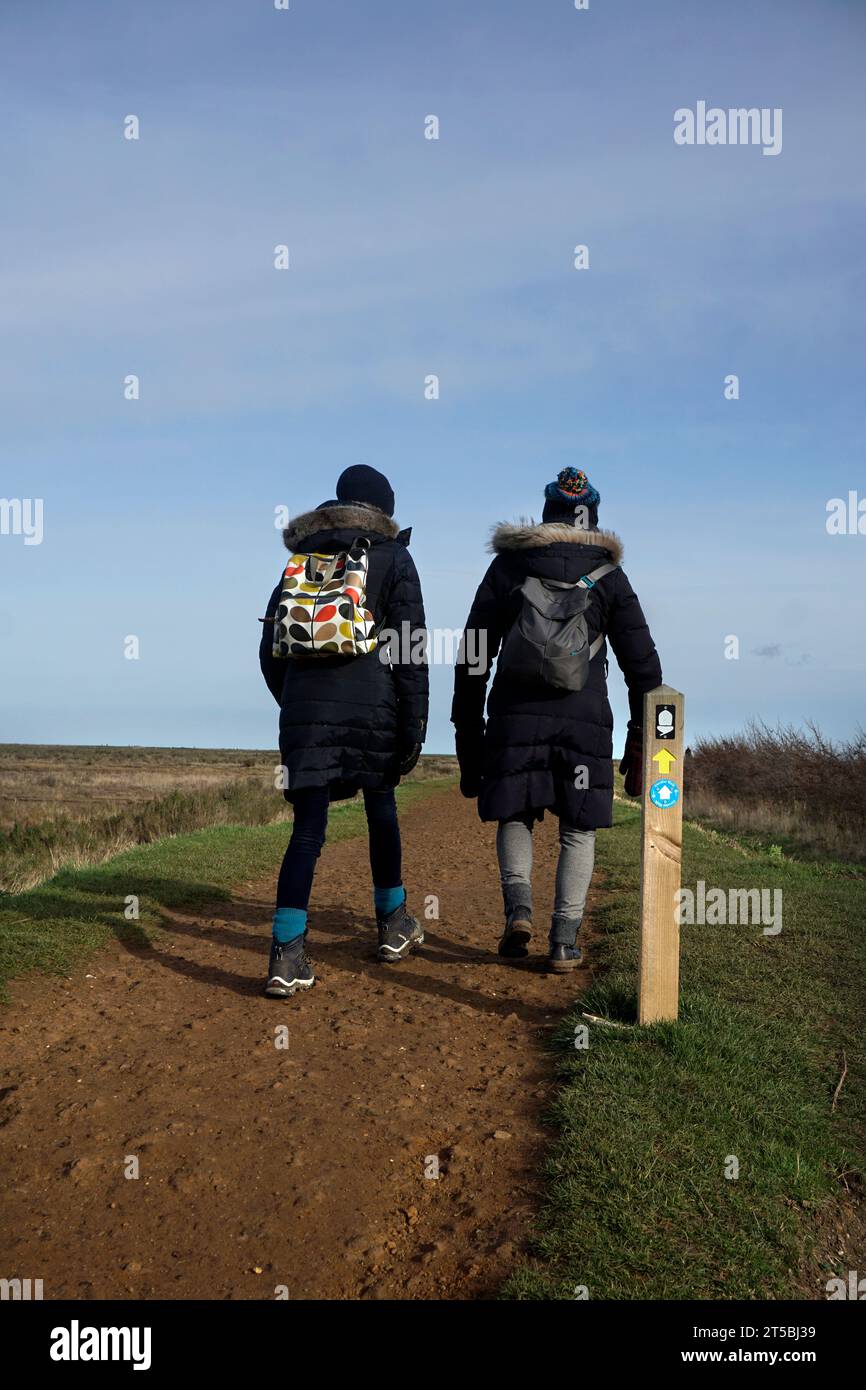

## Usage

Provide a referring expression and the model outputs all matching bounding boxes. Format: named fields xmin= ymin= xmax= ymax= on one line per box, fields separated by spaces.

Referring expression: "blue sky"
xmin=1 ymin=0 xmax=864 ymax=753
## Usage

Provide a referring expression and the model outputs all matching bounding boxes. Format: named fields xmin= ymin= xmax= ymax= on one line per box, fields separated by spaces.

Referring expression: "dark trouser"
xmin=276 ymin=786 xmax=402 ymax=911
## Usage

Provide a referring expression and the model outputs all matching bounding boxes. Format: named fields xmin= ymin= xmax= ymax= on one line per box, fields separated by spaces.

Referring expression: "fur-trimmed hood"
xmin=490 ymin=521 xmax=623 ymax=566
xmin=283 ymin=502 xmax=402 ymax=551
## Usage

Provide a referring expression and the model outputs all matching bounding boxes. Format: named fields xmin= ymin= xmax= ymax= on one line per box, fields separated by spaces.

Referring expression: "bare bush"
xmin=687 ymin=721 xmax=866 ymax=861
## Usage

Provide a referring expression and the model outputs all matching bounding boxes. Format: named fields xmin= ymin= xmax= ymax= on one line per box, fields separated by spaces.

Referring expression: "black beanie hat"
xmin=335 ymin=465 xmax=395 ymax=518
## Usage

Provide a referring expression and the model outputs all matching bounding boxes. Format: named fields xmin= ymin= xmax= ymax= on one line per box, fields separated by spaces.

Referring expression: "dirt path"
xmin=0 ymin=787 xmax=595 ymax=1300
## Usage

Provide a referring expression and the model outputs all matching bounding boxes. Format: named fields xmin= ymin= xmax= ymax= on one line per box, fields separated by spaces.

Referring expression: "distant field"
xmin=0 ymin=745 xmax=458 ymax=893
xmin=0 ymin=745 xmax=280 ymax=827
xmin=0 ymin=744 xmax=458 ymax=826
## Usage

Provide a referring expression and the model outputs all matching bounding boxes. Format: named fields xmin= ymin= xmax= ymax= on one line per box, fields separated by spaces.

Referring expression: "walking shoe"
xmin=499 ymin=884 xmax=533 ymax=959
xmin=498 ymin=907 xmax=532 ymax=959
xmin=548 ymin=942 xmax=583 ymax=973
xmin=377 ymin=901 xmax=424 ymax=963
xmin=264 ymin=933 xmax=315 ymax=997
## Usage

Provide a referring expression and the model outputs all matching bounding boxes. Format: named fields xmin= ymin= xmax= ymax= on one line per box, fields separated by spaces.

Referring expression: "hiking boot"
xmin=498 ymin=907 xmax=533 ymax=959
xmin=264 ymin=933 xmax=315 ymax=997
xmin=499 ymin=884 xmax=533 ymax=959
xmin=549 ymin=913 xmax=583 ymax=973
xmin=548 ymin=942 xmax=584 ymax=973
xmin=377 ymin=901 xmax=424 ymax=963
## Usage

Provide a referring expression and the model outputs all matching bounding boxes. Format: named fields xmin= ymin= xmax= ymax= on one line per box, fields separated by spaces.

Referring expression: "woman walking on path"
xmin=452 ymin=467 xmax=661 ymax=971
xmin=260 ymin=465 xmax=428 ymax=997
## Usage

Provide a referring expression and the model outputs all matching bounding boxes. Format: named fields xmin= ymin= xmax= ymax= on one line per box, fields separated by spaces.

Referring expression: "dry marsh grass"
xmin=0 ymin=745 xmax=278 ymax=828
xmin=687 ymin=722 xmax=866 ymax=862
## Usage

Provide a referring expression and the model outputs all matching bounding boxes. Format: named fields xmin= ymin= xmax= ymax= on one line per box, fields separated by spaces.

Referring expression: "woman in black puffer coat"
xmin=452 ymin=467 xmax=661 ymax=971
xmin=259 ymin=466 xmax=428 ymax=997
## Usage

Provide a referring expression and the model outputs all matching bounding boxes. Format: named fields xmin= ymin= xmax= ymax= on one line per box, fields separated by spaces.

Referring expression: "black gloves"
xmin=397 ymin=718 xmax=426 ymax=779
xmin=398 ymin=744 xmax=421 ymax=777
xmin=619 ymin=721 xmax=643 ymax=798
xmin=455 ymin=727 xmax=484 ymax=799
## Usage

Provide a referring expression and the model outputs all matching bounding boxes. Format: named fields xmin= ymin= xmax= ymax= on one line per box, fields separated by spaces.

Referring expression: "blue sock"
xmin=272 ymin=906 xmax=307 ymax=944
xmin=374 ymin=885 xmax=405 ymax=916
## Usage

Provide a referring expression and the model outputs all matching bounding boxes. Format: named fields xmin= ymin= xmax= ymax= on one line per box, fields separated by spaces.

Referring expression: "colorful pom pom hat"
xmin=542 ymin=466 xmax=600 ymax=525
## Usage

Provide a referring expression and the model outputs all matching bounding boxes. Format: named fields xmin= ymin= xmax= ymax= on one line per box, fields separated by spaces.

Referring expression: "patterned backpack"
xmin=271 ymin=537 xmax=378 ymax=658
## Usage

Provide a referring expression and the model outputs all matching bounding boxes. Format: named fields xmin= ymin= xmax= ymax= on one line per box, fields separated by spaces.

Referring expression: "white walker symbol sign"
xmin=649 ymin=778 xmax=680 ymax=809
xmin=655 ymin=704 xmax=676 ymax=739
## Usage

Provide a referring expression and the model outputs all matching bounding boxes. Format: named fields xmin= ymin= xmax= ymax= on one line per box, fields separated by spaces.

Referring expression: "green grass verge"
xmin=504 ymin=797 xmax=866 ymax=1301
xmin=0 ymin=780 xmax=450 ymax=997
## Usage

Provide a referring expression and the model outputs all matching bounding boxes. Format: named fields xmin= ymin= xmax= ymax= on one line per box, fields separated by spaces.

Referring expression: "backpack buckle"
xmin=580 ymin=575 xmax=596 ymax=589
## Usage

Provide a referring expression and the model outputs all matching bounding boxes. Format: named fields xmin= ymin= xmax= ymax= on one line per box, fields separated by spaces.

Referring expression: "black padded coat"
xmin=451 ymin=522 xmax=661 ymax=827
xmin=260 ymin=502 xmax=428 ymax=802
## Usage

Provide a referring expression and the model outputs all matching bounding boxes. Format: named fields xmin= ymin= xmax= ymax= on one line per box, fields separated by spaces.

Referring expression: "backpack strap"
xmin=577 ymin=562 xmax=617 ymax=590
xmin=579 ymin=562 xmax=617 ymax=659
xmin=308 ymin=552 xmax=341 ymax=584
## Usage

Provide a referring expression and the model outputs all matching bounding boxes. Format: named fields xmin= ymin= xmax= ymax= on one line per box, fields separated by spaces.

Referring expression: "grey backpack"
xmin=497 ymin=562 xmax=617 ymax=691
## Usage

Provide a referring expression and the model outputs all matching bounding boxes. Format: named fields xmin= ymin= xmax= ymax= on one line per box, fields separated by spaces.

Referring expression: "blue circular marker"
xmin=649 ymin=778 xmax=680 ymax=809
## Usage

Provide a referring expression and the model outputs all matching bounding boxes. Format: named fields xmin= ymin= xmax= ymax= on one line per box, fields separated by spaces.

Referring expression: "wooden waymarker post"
xmin=637 ymin=684 xmax=685 ymax=1024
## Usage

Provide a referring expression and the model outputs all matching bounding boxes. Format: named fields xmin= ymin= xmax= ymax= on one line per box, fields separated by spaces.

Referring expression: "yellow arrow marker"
xmin=652 ymin=748 xmax=677 ymax=774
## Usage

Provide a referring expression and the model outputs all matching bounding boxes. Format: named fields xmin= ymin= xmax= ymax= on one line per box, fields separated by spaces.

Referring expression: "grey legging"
xmin=496 ymin=815 xmax=596 ymax=945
